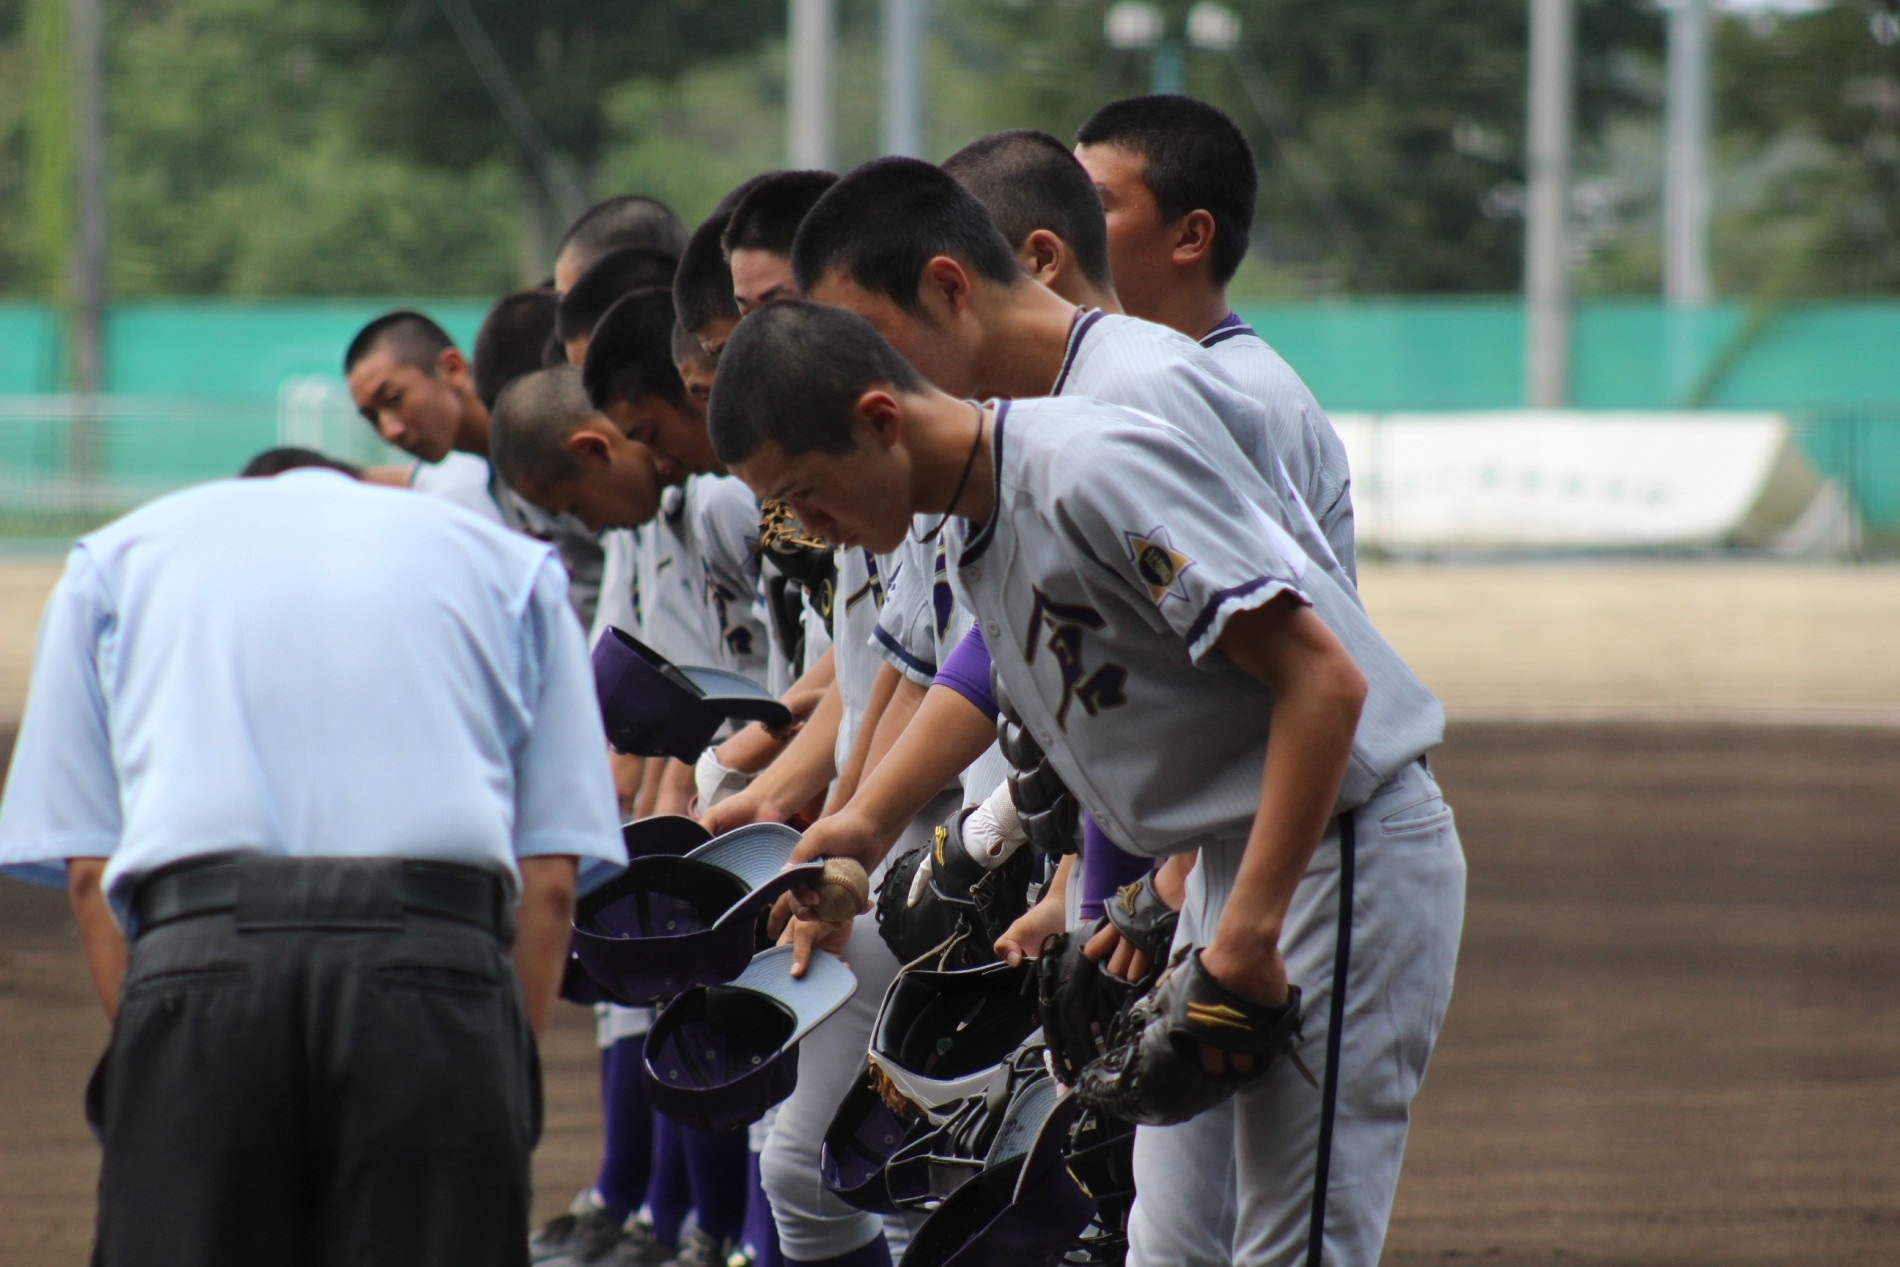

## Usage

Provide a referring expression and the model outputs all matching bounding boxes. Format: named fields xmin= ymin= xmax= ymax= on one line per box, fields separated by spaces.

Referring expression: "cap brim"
xmin=691 ymin=822 xmax=816 ymax=894
xmin=730 ymin=945 xmax=857 ymax=1043
xmin=679 ymin=665 xmax=795 ymax=730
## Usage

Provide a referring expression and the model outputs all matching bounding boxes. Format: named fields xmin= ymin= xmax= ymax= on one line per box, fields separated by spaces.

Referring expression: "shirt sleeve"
xmin=511 ymin=556 xmax=627 ymax=866
xmin=0 ymin=546 xmax=123 ymax=867
xmin=872 ymin=537 xmax=943 ymax=687
xmin=1058 ymin=419 xmax=1314 ymax=665
xmin=932 ymin=624 xmax=998 ymax=721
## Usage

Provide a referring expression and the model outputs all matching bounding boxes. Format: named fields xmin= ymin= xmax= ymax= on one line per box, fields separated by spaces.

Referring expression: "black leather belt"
xmin=134 ymin=857 xmax=509 ymax=938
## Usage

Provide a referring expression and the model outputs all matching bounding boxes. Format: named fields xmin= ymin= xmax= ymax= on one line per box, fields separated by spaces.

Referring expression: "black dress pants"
xmin=87 ymin=858 xmax=541 ymax=1267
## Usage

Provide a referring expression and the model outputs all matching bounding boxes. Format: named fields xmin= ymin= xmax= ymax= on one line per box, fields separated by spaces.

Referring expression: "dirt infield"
xmin=4 ymin=721 xmax=1896 ymax=1265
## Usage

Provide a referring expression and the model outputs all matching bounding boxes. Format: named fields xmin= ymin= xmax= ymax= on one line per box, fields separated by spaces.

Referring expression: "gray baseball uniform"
xmin=945 ymin=395 xmax=1465 ymax=1267
xmin=1201 ymin=314 xmax=1357 ymax=582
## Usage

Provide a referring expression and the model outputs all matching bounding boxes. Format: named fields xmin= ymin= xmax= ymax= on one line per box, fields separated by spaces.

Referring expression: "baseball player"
xmin=710 ymin=300 xmax=1466 ymax=1267
xmin=555 ymin=248 xmax=682 ymax=367
xmin=553 ymin=194 xmax=691 ymax=295
xmin=344 ymin=309 xmax=605 ymax=625
xmin=473 ymin=287 xmax=560 ymax=408
xmin=1075 ymin=94 xmax=1355 ymax=580
xmin=0 ymin=461 xmax=626 ymax=1265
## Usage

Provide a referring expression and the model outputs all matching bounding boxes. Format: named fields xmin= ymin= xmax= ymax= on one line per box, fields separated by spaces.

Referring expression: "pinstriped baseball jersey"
xmin=946 ymin=397 xmax=1442 ymax=859
xmin=832 ymin=545 xmax=902 ymax=775
xmin=1201 ymin=314 xmax=1357 ymax=582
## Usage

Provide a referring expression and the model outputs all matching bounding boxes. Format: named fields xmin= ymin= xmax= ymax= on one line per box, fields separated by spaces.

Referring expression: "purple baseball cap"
xmin=643 ymin=944 xmax=857 ymax=1133
xmin=592 ymin=627 xmax=793 ymax=762
xmin=822 ymin=1064 xmax=931 ymax=1215
xmin=570 ymin=822 xmax=824 ymax=1004
xmin=563 ymin=815 xmax=714 ymax=1005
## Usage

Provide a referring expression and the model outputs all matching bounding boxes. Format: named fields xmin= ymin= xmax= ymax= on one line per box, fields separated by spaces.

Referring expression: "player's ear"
xmin=565 ymin=425 xmax=614 ymax=469
xmin=855 ymin=388 xmax=903 ymax=451
xmin=1019 ymin=230 xmax=1066 ymax=287
xmin=1171 ymin=209 xmax=1217 ymax=271
xmin=920 ymin=255 xmax=973 ymax=315
xmin=436 ymin=346 xmax=471 ymax=386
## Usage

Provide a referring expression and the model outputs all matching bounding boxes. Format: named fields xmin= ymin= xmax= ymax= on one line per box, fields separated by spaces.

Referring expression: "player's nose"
xmin=375 ymin=413 xmax=406 ymax=445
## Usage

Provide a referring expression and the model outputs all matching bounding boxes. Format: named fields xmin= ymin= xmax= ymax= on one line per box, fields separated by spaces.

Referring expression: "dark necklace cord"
xmin=914 ymin=401 xmax=986 ymax=543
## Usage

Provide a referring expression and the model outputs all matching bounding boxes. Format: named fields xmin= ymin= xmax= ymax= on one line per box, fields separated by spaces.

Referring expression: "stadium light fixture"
xmin=1106 ymin=2 xmax=1164 ymax=50
xmin=1187 ymin=3 xmax=1241 ymax=52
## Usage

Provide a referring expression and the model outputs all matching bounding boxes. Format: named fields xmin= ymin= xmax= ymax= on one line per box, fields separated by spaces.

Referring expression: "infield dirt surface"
xmin=4 ymin=720 xmax=1897 ymax=1265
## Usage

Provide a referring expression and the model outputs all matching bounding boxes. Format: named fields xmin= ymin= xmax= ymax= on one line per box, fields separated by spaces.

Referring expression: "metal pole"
xmin=1152 ymin=37 xmax=1184 ymax=95
xmin=789 ymin=0 xmax=836 ymax=169
xmin=69 ymin=0 xmax=106 ymax=396
xmin=1664 ymin=0 xmax=1713 ymax=306
xmin=880 ymin=0 xmax=924 ymax=157
xmin=1524 ymin=0 xmax=1575 ymax=408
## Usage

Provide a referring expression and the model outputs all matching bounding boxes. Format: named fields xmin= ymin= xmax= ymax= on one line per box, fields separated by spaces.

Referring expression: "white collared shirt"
xmin=0 ymin=469 xmax=626 ymax=919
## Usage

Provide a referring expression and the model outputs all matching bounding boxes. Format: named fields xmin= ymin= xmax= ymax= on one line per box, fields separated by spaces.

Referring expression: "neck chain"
xmin=914 ymin=401 xmax=986 ymax=543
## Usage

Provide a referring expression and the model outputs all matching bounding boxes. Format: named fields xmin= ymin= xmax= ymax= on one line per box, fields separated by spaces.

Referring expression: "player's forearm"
xmin=864 ymin=674 xmax=927 ymax=779
xmin=843 ymin=684 xmax=996 ymax=850
xmin=745 ymin=682 xmax=843 ymax=817
xmin=1214 ymin=626 xmax=1365 ymax=956
xmin=66 ymin=857 xmax=125 ymax=1022
xmin=715 ymin=648 xmax=836 ymax=773
xmin=825 ymin=664 xmax=900 ymax=814
xmin=512 ymin=855 xmax=578 ymax=1042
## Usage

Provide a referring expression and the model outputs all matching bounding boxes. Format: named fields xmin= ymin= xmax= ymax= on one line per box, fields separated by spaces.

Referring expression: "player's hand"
xmin=1082 ymin=921 xmax=1149 ymax=984
xmin=1195 ymin=938 xmax=1291 ymax=1077
xmin=994 ymin=889 xmax=1069 ymax=967
xmin=778 ymin=891 xmax=858 ymax=977
xmin=700 ymin=783 xmax=785 ymax=835
xmin=789 ymin=808 xmax=885 ymax=871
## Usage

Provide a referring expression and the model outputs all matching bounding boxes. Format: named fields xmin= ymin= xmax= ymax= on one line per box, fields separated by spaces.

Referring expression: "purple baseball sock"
xmin=743 ymin=1150 xmax=783 ymax=1267
xmin=684 ymin=1123 xmax=751 ymax=1241
xmin=593 ymin=1036 xmax=655 ymax=1224
xmin=647 ymin=1114 xmax=695 ymax=1245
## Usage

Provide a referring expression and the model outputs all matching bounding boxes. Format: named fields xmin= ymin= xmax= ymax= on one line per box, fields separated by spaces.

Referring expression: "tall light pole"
xmin=881 ymin=0 xmax=924 ymax=157
xmin=70 ymin=0 xmax=107 ymax=396
xmin=1663 ymin=0 xmax=1713 ymax=306
xmin=1524 ymin=0 xmax=1576 ymax=408
xmin=789 ymin=0 xmax=836 ymax=170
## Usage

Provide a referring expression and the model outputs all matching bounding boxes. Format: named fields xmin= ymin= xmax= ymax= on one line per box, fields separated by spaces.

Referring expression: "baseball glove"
xmin=1074 ymin=950 xmax=1310 ymax=1127
xmin=758 ymin=500 xmax=836 ymax=622
xmin=876 ymin=806 xmax=1035 ymax=970
xmin=1101 ymin=873 xmax=1179 ymax=974
xmin=1035 ymin=873 xmax=1176 ymax=1088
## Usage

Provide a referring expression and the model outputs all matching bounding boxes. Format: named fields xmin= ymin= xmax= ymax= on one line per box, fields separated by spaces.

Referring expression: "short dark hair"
xmin=709 ymin=301 xmax=924 ymax=467
xmin=557 ymin=248 xmax=680 ymax=343
xmin=582 ymin=288 xmax=690 ymax=415
xmin=1076 ymin=95 xmax=1257 ymax=284
xmin=671 ymin=319 xmax=711 ymax=368
xmin=675 ymin=210 xmax=740 ymax=337
xmin=473 ymin=288 xmax=558 ymax=409
xmin=790 ymin=158 xmax=1024 ymax=312
xmin=344 ymin=310 xmax=454 ymax=375
xmin=554 ymin=195 xmax=688 ymax=275
xmin=239 ymin=447 xmax=363 ymax=479
xmin=942 ymin=130 xmax=1111 ymax=290
xmin=722 ymin=170 xmax=839 ymax=258
xmin=489 ymin=365 xmax=600 ymax=493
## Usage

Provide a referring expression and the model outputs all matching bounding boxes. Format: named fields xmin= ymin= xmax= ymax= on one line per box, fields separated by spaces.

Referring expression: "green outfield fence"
xmin=0 ymin=297 xmax=1897 ymax=552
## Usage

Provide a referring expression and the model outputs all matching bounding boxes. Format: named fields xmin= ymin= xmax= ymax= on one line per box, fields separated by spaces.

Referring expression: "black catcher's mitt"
xmin=1035 ymin=873 xmax=1176 ymax=1088
xmin=1074 ymin=950 xmax=1310 ymax=1127
xmin=875 ymin=807 xmax=1035 ymax=970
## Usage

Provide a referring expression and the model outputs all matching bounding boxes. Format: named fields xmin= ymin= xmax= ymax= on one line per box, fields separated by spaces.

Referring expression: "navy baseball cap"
xmin=592 ymin=627 xmax=793 ymax=762
xmin=900 ymin=1077 xmax=1095 ymax=1266
xmin=643 ymin=944 xmax=857 ymax=1133
xmin=563 ymin=815 xmax=712 ymax=1005
xmin=571 ymin=822 xmax=825 ymax=1004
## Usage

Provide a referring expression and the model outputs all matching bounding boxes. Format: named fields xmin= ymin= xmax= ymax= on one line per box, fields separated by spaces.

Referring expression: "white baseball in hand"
xmin=816 ymin=857 xmax=871 ymax=922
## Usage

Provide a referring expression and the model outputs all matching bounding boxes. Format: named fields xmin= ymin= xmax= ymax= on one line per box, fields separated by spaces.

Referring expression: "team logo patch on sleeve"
xmin=1123 ymin=527 xmax=1195 ymax=606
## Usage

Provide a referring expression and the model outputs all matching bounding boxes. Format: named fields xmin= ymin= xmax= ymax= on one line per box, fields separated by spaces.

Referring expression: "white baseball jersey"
xmin=945 ymin=396 xmax=1443 ymax=858
xmin=408 ymin=451 xmax=504 ymax=523
xmin=1057 ymin=309 xmax=1356 ymax=604
xmin=1201 ymin=314 xmax=1357 ymax=582
xmin=588 ymin=527 xmax=637 ymax=649
xmin=619 ymin=478 xmax=771 ymax=682
xmin=870 ymin=534 xmax=1008 ymax=804
xmin=831 ymin=546 xmax=902 ymax=776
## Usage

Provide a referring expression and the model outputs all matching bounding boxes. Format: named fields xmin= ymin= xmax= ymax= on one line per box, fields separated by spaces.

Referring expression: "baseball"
xmin=816 ymin=857 xmax=871 ymax=922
